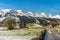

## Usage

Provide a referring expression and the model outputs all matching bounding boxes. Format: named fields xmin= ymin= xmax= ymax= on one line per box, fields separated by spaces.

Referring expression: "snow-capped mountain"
xmin=49 ymin=14 xmax=60 ymax=19
xmin=40 ymin=12 xmax=47 ymax=17
xmin=25 ymin=11 xmax=33 ymax=17
xmin=0 ymin=9 xmax=16 ymax=17
xmin=0 ymin=9 xmax=60 ymax=19
xmin=34 ymin=12 xmax=40 ymax=17
xmin=16 ymin=10 xmax=25 ymax=16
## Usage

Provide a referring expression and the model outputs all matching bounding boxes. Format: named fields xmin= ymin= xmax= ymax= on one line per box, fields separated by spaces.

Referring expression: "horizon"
xmin=0 ymin=0 xmax=60 ymax=15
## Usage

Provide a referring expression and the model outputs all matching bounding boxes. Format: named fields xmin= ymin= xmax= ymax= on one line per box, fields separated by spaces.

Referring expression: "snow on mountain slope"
xmin=49 ymin=14 xmax=60 ymax=19
xmin=0 ymin=9 xmax=60 ymax=19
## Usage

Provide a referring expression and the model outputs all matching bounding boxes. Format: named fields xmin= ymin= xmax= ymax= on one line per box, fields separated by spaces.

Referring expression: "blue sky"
xmin=0 ymin=0 xmax=60 ymax=15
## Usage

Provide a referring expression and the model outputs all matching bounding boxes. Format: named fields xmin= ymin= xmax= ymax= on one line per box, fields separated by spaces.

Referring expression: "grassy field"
xmin=0 ymin=27 xmax=44 ymax=36
xmin=0 ymin=23 xmax=44 ymax=36
xmin=0 ymin=23 xmax=60 ymax=36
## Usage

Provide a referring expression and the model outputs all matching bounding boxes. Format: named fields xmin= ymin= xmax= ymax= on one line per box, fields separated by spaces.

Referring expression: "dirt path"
xmin=0 ymin=36 xmax=35 ymax=40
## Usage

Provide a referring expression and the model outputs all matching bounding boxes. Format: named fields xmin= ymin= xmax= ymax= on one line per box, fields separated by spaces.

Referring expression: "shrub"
xmin=5 ymin=17 xmax=16 ymax=30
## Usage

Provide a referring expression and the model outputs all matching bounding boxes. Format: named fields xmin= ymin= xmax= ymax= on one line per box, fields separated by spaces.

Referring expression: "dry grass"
xmin=0 ymin=27 xmax=44 ymax=36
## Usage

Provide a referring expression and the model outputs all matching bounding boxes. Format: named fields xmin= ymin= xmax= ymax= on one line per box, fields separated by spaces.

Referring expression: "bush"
xmin=5 ymin=17 xmax=16 ymax=30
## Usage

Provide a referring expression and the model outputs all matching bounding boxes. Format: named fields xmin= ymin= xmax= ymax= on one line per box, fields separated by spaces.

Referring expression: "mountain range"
xmin=0 ymin=9 xmax=60 ymax=19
